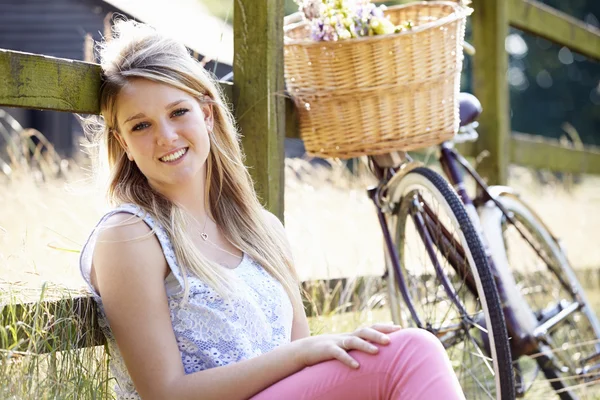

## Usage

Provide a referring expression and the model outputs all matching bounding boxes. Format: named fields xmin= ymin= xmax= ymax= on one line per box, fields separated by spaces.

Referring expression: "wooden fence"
xmin=472 ymin=0 xmax=600 ymax=183
xmin=1 ymin=0 xmax=600 ymax=351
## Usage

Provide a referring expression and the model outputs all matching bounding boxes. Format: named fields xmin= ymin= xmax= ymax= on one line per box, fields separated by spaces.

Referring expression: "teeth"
xmin=160 ymin=148 xmax=186 ymax=162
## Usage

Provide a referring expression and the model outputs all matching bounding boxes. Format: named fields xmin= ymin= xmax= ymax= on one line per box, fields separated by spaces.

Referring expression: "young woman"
xmin=80 ymin=20 xmax=465 ymax=400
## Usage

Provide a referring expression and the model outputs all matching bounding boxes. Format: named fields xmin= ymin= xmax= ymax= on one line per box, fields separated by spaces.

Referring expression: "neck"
xmin=150 ymin=166 xmax=211 ymax=224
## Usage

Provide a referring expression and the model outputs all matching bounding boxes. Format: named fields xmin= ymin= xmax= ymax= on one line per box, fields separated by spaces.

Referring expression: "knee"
xmin=388 ymin=328 xmax=446 ymax=355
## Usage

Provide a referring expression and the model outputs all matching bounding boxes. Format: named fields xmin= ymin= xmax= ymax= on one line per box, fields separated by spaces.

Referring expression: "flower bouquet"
xmin=295 ymin=0 xmax=413 ymax=41
xmin=283 ymin=0 xmax=473 ymax=159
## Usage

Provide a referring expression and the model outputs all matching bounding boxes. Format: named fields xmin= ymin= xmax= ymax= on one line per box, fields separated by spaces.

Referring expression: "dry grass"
xmin=507 ymin=167 xmax=600 ymax=271
xmin=2 ymin=151 xmax=600 ymax=291
xmin=0 ymin=170 xmax=105 ymax=295
xmin=2 ymin=147 xmax=600 ymax=399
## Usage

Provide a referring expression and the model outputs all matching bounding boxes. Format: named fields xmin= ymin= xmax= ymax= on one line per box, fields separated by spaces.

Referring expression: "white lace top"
xmin=79 ymin=204 xmax=294 ymax=399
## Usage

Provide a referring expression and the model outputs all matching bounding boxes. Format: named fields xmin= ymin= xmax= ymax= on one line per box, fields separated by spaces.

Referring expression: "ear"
xmin=202 ymin=103 xmax=214 ymax=132
xmin=114 ymin=131 xmax=133 ymax=161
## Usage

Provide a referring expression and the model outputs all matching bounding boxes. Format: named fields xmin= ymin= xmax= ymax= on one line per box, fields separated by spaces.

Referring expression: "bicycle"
xmin=368 ymin=92 xmax=600 ymax=399
xmin=444 ymin=93 xmax=600 ymax=398
xmin=280 ymin=6 xmax=514 ymax=397
xmin=364 ymin=138 xmax=515 ymax=399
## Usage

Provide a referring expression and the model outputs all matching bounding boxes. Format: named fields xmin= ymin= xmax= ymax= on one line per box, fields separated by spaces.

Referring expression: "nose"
xmin=155 ymin=121 xmax=179 ymax=147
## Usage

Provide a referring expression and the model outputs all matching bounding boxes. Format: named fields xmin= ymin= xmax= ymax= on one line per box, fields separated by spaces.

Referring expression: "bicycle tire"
xmin=491 ymin=192 xmax=600 ymax=399
xmin=385 ymin=167 xmax=515 ymax=400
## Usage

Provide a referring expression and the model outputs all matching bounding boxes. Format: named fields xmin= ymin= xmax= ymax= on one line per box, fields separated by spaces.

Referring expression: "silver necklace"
xmin=186 ymin=211 xmax=241 ymax=259
xmin=204 ymin=237 xmax=242 ymax=259
xmin=199 ymin=214 xmax=209 ymax=241
xmin=181 ymin=205 xmax=211 ymax=241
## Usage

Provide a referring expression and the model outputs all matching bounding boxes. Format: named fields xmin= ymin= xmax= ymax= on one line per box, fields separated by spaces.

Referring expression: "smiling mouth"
xmin=159 ymin=147 xmax=188 ymax=163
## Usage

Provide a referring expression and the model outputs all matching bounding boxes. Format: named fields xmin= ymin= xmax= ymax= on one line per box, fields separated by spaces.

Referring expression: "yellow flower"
xmin=369 ymin=18 xmax=395 ymax=35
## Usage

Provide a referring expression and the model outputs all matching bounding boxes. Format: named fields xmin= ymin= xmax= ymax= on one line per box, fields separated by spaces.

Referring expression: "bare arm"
xmin=261 ymin=210 xmax=311 ymax=341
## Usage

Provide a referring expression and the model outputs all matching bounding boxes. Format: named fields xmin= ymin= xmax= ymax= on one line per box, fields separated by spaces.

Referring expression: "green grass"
xmin=1 ymin=285 xmax=112 ymax=399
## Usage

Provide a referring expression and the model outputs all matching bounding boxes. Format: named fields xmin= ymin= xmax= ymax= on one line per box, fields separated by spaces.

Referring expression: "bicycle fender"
xmin=478 ymin=199 xmax=540 ymax=335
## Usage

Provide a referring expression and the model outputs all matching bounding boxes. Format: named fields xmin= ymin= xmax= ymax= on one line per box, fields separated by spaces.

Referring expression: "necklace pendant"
xmin=201 ymin=232 xmax=208 ymax=241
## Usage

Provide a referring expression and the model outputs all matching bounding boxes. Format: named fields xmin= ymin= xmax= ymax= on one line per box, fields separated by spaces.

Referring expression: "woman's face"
xmin=114 ymin=78 xmax=213 ymax=192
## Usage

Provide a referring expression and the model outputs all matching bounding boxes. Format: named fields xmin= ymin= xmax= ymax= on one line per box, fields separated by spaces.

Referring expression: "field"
xmin=2 ymin=151 xmax=600 ymax=398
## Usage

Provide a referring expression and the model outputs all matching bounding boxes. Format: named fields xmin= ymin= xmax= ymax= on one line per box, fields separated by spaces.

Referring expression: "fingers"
xmin=333 ymin=345 xmax=360 ymax=369
xmin=353 ymin=325 xmax=398 ymax=345
xmin=328 ymin=324 xmax=402 ymax=369
xmin=370 ymin=323 xmax=402 ymax=334
xmin=342 ymin=335 xmax=380 ymax=355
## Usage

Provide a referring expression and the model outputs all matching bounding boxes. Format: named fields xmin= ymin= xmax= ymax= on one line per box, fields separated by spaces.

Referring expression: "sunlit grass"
xmin=2 ymin=140 xmax=600 ymax=398
xmin=1 ymin=283 xmax=111 ymax=399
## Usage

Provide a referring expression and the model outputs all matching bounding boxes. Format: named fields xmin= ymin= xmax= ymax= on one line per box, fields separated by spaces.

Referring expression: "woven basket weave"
xmin=284 ymin=1 xmax=472 ymax=159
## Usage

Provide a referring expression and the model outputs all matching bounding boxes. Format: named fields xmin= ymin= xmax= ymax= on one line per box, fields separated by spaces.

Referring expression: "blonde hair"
xmin=88 ymin=19 xmax=302 ymax=311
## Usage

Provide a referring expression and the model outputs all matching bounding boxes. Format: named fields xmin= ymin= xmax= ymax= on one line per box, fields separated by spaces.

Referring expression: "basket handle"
xmin=284 ymin=12 xmax=304 ymax=27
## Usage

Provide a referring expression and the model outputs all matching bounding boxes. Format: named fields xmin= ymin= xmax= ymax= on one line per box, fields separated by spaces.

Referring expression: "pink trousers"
xmin=251 ymin=328 xmax=466 ymax=400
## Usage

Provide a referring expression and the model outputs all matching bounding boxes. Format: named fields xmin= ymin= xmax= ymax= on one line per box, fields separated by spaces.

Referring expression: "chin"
xmin=170 ymin=166 xmax=205 ymax=184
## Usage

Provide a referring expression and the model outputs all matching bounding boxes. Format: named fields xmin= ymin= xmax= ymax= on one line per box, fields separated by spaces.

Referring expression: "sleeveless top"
xmin=79 ymin=204 xmax=294 ymax=399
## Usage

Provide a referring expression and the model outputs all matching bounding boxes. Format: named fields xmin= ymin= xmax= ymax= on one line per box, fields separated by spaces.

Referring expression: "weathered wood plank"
xmin=511 ymin=132 xmax=600 ymax=175
xmin=472 ymin=0 xmax=510 ymax=185
xmin=0 ymin=49 xmax=235 ymax=116
xmin=233 ymin=0 xmax=285 ymax=220
xmin=0 ymin=275 xmax=384 ymax=352
xmin=508 ymin=0 xmax=600 ymax=61
xmin=0 ymin=49 xmax=101 ymax=114
xmin=0 ymin=296 xmax=104 ymax=353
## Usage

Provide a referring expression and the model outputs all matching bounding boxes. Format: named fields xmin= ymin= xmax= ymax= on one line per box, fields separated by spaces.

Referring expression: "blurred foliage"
xmin=464 ymin=0 xmax=599 ymax=146
xmin=200 ymin=0 xmax=296 ymax=19
xmin=507 ymin=28 xmax=599 ymax=146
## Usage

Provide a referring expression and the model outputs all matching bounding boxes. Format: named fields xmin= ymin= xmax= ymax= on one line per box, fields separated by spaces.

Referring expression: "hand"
xmin=295 ymin=324 xmax=402 ymax=369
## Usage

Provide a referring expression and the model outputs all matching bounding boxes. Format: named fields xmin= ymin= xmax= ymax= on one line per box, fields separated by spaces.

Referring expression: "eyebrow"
xmin=122 ymin=99 xmax=188 ymax=125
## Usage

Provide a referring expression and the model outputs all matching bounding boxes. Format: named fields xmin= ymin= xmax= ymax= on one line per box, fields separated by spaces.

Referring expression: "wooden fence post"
xmin=472 ymin=0 xmax=510 ymax=185
xmin=233 ymin=0 xmax=285 ymax=220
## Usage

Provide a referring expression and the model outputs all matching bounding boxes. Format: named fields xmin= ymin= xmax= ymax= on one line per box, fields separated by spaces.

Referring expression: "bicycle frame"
xmin=437 ymin=142 xmax=542 ymax=356
xmin=365 ymin=141 xmax=600 ymax=396
xmin=437 ymin=139 xmax=600 ymax=357
xmin=366 ymin=161 xmax=487 ymax=347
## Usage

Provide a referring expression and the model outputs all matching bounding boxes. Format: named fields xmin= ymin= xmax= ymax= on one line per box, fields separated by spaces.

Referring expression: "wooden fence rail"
xmin=1 ymin=0 xmax=600 ymax=352
xmin=473 ymin=0 xmax=600 ymax=184
xmin=508 ymin=0 xmax=600 ymax=61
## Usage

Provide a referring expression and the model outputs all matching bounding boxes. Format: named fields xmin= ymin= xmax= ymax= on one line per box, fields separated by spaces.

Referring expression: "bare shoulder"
xmin=92 ymin=212 xmax=168 ymax=294
xmin=261 ymin=209 xmax=285 ymax=232
xmin=97 ymin=212 xmax=153 ymax=242
xmin=261 ymin=209 xmax=293 ymax=260
xmin=94 ymin=212 xmax=160 ymax=268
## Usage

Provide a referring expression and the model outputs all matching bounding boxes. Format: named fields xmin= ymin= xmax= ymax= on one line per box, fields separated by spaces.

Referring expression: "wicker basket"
xmin=284 ymin=1 xmax=472 ymax=159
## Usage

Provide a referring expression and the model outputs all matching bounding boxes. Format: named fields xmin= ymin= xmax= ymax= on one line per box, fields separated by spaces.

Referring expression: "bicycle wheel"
xmin=492 ymin=192 xmax=600 ymax=399
xmin=384 ymin=167 xmax=514 ymax=400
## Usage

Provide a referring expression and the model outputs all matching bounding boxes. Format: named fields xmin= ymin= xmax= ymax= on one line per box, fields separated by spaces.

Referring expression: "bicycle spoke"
xmin=466 ymin=332 xmax=495 ymax=375
xmin=464 ymin=333 xmax=495 ymax=398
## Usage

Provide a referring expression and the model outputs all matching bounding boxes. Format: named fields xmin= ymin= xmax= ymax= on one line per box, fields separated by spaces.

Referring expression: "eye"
xmin=132 ymin=122 xmax=150 ymax=132
xmin=172 ymin=108 xmax=189 ymax=117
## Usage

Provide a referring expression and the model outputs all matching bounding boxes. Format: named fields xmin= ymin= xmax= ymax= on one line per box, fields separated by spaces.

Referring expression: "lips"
xmin=159 ymin=147 xmax=188 ymax=163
